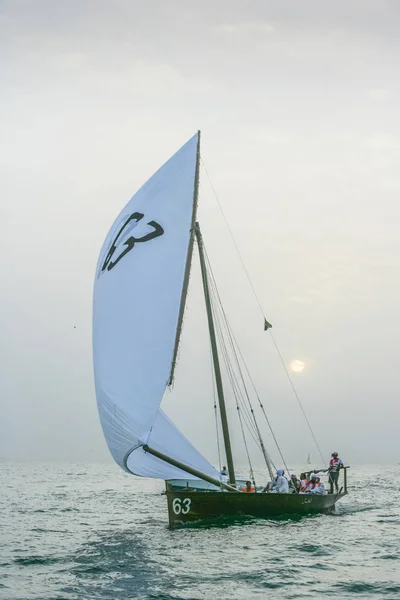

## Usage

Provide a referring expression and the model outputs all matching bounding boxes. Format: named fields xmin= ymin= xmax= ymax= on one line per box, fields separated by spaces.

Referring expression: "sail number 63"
xmin=172 ymin=498 xmax=191 ymax=515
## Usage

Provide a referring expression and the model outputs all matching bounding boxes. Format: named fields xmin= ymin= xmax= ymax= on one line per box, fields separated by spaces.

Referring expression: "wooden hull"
xmin=166 ymin=487 xmax=346 ymax=528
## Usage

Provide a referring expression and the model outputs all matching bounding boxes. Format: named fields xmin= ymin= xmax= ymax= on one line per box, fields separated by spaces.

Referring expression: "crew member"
xmin=289 ymin=473 xmax=300 ymax=493
xmin=299 ymin=472 xmax=308 ymax=493
xmin=305 ymin=473 xmax=326 ymax=495
xmin=328 ymin=452 xmax=343 ymax=493
xmin=242 ymin=480 xmax=255 ymax=493
xmin=265 ymin=469 xmax=289 ymax=493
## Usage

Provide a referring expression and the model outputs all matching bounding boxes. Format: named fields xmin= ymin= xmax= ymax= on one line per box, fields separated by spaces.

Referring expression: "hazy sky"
xmin=1 ymin=1 xmax=400 ymax=469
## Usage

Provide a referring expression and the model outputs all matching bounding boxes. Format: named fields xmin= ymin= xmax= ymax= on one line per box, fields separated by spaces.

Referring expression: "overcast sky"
xmin=1 ymin=0 xmax=399 ymax=469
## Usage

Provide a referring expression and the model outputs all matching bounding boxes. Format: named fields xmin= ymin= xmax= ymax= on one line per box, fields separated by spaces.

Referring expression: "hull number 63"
xmin=172 ymin=498 xmax=191 ymax=515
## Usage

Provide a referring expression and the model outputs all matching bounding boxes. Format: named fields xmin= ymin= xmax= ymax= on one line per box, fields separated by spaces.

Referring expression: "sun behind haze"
xmin=290 ymin=360 xmax=306 ymax=373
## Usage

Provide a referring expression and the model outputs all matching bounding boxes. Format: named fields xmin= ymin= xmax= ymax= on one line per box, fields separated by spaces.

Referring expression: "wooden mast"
xmin=195 ymin=221 xmax=236 ymax=486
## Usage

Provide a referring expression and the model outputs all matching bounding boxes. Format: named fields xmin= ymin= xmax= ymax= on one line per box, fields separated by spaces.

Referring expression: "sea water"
xmin=1 ymin=463 xmax=399 ymax=599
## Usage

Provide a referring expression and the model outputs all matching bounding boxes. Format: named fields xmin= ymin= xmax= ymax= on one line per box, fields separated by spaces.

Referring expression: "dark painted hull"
xmin=166 ymin=487 xmax=346 ymax=527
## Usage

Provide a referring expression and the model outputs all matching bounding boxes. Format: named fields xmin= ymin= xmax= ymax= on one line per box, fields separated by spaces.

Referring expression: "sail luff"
xmin=168 ymin=131 xmax=201 ymax=386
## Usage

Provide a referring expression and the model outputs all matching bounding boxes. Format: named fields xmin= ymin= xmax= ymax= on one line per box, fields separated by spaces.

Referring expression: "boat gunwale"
xmin=165 ymin=487 xmax=347 ymax=528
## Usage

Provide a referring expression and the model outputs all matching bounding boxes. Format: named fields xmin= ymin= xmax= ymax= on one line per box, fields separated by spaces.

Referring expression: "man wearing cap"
xmin=328 ymin=452 xmax=343 ymax=493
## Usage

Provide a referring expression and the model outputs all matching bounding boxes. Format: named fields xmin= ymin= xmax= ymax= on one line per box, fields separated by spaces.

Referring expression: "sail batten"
xmin=93 ymin=132 xmax=217 ymax=480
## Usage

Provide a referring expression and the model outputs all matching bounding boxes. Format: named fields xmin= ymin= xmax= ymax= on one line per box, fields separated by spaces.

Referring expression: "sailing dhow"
xmin=93 ymin=132 xmax=348 ymax=527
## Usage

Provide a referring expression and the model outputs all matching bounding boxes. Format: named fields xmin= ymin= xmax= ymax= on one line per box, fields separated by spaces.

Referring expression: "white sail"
xmin=93 ymin=132 xmax=218 ymax=480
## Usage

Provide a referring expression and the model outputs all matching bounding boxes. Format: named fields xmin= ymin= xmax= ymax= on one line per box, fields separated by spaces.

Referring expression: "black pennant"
xmin=264 ymin=318 xmax=272 ymax=331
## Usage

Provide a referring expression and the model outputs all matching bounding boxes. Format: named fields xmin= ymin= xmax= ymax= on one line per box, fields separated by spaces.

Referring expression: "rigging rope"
xmin=205 ymin=251 xmax=261 ymax=435
xmin=201 ymin=159 xmax=265 ymax=317
xmin=206 ymin=254 xmax=262 ymax=475
xmin=201 ymin=158 xmax=327 ymax=469
xmin=210 ymin=269 xmax=276 ymax=472
xmin=212 ymin=301 xmax=258 ymax=486
xmin=213 ymin=295 xmax=292 ymax=478
xmin=236 ymin=405 xmax=256 ymax=488
xmin=209 ymin=339 xmax=222 ymax=477
xmin=212 ymin=294 xmax=262 ymax=450
xmin=205 ymin=245 xmax=279 ymax=484
xmin=207 ymin=257 xmax=262 ymax=444
xmin=204 ymin=239 xmax=297 ymax=490
xmin=206 ymin=245 xmax=299 ymax=488
xmin=204 ymin=246 xmax=282 ymax=477
xmin=269 ymin=332 xmax=327 ymax=468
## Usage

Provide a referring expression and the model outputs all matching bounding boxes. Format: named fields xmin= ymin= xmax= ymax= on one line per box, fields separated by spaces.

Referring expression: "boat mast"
xmin=195 ymin=222 xmax=236 ymax=486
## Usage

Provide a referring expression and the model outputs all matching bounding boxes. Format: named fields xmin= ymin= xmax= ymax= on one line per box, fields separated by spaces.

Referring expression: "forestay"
xmin=93 ymin=132 xmax=219 ymax=481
